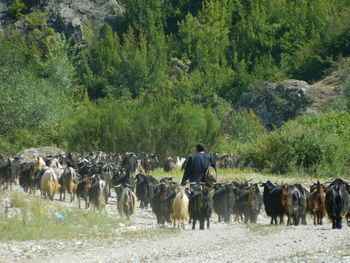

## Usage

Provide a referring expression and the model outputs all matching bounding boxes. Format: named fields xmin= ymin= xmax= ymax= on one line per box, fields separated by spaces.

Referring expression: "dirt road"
xmin=1 ymin=196 xmax=350 ymax=263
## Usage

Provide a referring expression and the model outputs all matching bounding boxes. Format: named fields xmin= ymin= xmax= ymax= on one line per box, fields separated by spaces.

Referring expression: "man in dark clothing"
xmin=181 ymin=143 xmax=216 ymax=185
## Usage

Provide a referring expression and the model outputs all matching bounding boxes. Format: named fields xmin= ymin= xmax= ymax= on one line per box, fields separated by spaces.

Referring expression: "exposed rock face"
xmin=44 ymin=0 xmax=124 ymax=45
xmin=15 ymin=146 xmax=64 ymax=164
xmin=237 ymin=80 xmax=311 ymax=129
xmin=0 ymin=0 xmax=124 ymax=45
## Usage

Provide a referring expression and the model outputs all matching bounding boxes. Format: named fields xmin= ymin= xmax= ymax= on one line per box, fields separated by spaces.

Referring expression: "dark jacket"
xmin=181 ymin=152 xmax=216 ymax=184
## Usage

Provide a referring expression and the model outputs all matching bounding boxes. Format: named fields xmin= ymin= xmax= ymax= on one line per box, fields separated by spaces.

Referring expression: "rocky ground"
xmin=1 ymin=186 xmax=350 ymax=263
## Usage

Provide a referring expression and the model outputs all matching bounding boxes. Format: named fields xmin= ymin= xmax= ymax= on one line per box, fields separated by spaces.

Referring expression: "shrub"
xmin=238 ymin=111 xmax=350 ymax=175
xmin=63 ymin=95 xmax=221 ymax=158
xmin=219 ymin=110 xmax=266 ymax=154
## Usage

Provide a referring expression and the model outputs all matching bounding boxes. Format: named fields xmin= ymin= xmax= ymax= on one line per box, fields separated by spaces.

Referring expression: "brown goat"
xmin=308 ymin=181 xmax=326 ymax=225
xmin=60 ymin=167 xmax=79 ymax=202
xmin=77 ymin=177 xmax=93 ymax=209
xmin=281 ymin=184 xmax=292 ymax=225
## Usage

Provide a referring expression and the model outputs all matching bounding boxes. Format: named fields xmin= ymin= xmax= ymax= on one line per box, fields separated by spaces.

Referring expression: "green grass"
xmin=151 ymin=168 xmax=183 ymax=182
xmin=150 ymin=167 xmax=261 ymax=183
xmin=149 ymin=167 xmax=336 ymax=185
xmin=0 ymin=192 xmax=128 ymax=241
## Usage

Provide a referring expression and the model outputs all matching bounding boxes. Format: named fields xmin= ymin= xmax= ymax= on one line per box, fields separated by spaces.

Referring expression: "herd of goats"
xmin=0 ymin=151 xmax=350 ymax=230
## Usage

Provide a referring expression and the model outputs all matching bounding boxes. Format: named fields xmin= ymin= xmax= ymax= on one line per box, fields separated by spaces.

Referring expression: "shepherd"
xmin=181 ymin=143 xmax=216 ymax=185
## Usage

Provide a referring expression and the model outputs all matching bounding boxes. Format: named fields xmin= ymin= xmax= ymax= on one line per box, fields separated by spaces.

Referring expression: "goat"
xmin=189 ymin=184 xmax=212 ymax=230
xmin=308 ymin=181 xmax=326 ymax=225
xmin=59 ymin=167 xmax=79 ymax=202
xmin=172 ymin=186 xmax=189 ymax=229
xmin=76 ymin=176 xmax=93 ymax=209
xmin=115 ymin=184 xmax=137 ymax=219
xmin=89 ymin=175 xmax=108 ymax=210
xmin=40 ymin=168 xmax=61 ymax=200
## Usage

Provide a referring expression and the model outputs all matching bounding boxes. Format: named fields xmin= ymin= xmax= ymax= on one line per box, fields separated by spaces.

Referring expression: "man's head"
xmin=196 ymin=143 xmax=205 ymax=152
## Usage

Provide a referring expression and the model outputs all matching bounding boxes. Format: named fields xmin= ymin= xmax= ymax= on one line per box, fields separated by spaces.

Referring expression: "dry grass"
xmin=307 ymin=57 xmax=350 ymax=112
xmin=0 ymin=192 xmax=128 ymax=241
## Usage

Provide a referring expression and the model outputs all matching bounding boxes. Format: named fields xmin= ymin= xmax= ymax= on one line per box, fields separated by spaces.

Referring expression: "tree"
xmin=8 ymin=0 xmax=25 ymax=20
xmin=178 ymin=0 xmax=230 ymax=69
xmin=64 ymin=95 xmax=221 ymax=158
xmin=0 ymin=30 xmax=76 ymax=154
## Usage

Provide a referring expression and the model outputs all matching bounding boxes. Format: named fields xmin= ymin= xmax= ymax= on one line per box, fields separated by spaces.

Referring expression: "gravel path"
xmin=1 ymin=187 xmax=350 ymax=263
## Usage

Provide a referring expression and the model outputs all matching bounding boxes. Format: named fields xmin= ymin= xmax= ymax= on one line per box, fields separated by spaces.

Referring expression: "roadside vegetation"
xmin=0 ymin=192 xmax=128 ymax=241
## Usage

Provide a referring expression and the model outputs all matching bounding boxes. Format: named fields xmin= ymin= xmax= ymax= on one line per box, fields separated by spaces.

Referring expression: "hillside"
xmin=1 ymin=0 xmax=350 ymax=175
xmin=306 ymin=69 xmax=348 ymax=112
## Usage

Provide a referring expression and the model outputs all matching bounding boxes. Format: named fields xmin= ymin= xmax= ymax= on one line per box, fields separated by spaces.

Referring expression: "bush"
xmin=0 ymin=122 xmax=68 ymax=156
xmin=219 ymin=110 xmax=266 ymax=154
xmin=228 ymin=110 xmax=266 ymax=143
xmin=63 ymin=95 xmax=221 ymax=158
xmin=238 ymin=111 xmax=350 ymax=175
xmin=0 ymin=31 xmax=77 ymax=155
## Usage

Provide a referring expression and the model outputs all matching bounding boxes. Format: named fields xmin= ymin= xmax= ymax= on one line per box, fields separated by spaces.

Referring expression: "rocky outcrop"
xmin=237 ymin=80 xmax=311 ymax=129
xmin=44 ymin=0 xmax=124 ymax=45
xmin=0 ymin=0 xmax=124 ymax=45
xmin=15 ymin=146 xmax=64 ymax=164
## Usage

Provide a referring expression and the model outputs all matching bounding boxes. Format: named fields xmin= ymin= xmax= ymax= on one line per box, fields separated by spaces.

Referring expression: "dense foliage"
xmin=63 ymin=95 xmax=221 ymax=158
xmin=1 ymin=0 xmax=350 ymax=175
xmin=0 ymin=24 xmax=76 ymax=153
xmin=238 ymin=111 xmax=350 ymax=175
